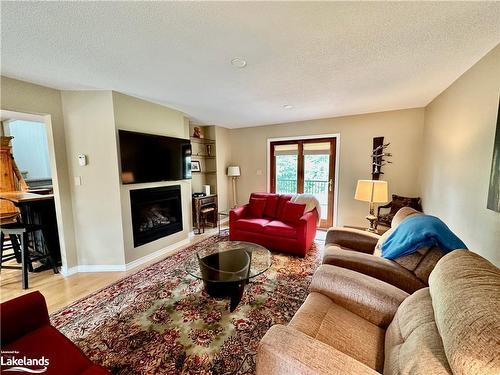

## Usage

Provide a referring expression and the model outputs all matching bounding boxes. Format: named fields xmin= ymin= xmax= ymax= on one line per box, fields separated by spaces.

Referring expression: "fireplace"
xmin=130 ymin=185 xmax=183 ymax=247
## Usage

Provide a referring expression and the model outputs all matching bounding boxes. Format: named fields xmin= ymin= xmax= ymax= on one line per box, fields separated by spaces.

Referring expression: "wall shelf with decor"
xmin=190 ymin=125 xmax=218 ymax=197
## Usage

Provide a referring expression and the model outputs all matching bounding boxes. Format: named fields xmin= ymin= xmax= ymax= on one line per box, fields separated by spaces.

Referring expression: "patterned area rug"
xmin=51 ymin=232 xmax=322 ymax=374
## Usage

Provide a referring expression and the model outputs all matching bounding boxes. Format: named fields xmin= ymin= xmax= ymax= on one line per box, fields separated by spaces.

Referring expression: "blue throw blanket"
xmin=381 ymin=214 xmax=467 ymax=259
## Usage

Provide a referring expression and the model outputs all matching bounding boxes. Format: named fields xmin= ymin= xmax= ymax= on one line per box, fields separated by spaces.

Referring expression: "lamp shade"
xmin=227 ymin=166 xmax=241 ymax=177
xmin=355 ymin=180 xmax=388 ymax=203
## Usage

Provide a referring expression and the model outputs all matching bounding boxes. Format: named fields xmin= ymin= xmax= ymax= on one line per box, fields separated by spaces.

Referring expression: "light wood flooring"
xmin=1 ymin=225 xmax=326 ymax=314
xmin=0 ymin=226 xmax=223 ymax=313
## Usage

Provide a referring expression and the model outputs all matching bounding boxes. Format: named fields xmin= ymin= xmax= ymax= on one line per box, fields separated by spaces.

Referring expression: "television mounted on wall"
xmin=118 ymin=130 xmax=192 ymax=184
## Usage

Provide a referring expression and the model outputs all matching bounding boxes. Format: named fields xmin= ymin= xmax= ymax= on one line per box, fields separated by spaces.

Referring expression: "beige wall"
xmin=215 ymin=126 xmax=232 ymax=212
xmin=420 ymin=45 xmax=500 ymax=266
xmin=0 ymin=76 xmax=78 ymax=270
xmin=112 ymin=92 xmax=192 ymax=264
xmin=228 ymin=108 xmax=425 ymax=227
xmin=61 ymin=91 xmax=125 ymax=266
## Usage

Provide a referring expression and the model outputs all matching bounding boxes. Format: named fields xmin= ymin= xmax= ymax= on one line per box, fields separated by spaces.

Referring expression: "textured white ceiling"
xmin=1 ymin=2 xmax=499 ymax=128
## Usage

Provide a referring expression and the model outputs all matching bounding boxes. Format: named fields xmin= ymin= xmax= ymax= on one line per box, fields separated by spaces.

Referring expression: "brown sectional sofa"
xmin=323 ymin=207 xmax=445 ymax=293
xmin=256 ymin=250 xmax=500 ymax=375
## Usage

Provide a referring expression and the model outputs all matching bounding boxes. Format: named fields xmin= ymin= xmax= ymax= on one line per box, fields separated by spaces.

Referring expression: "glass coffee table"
xmin=186 ymin=241 xmax=272 ymax=312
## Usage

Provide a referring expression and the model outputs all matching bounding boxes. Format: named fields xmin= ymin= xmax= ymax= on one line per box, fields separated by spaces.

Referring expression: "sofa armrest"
xmin=323 ymin=246 xmax=427 ymax=294
xmin=257 ymin=325 xmax=379 ymax=375
xmin=1 ymin=291 xmax=50 ymax=345
xmin=325 ymin=227 xmax=379 ymax=254
xmin=229 ymin=204 xmax=248 ymax=223
xmin=310 ymin=265 xmax=408 ymax=328
xmin=297 ymin=209 xmax=318 ymax=247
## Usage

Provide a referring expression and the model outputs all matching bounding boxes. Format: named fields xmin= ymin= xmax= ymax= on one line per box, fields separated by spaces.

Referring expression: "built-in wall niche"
xmin=130 ymin=185 xmax=183 ymax=247
xmin=190 ymin=124 xmax=218 ymax=195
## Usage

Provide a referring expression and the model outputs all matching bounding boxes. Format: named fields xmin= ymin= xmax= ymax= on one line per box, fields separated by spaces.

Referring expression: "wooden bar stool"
xmin=0 ymin=223 xmax=58 ymax=289
xmin=199 ymin=207 xmax=215 ymax=234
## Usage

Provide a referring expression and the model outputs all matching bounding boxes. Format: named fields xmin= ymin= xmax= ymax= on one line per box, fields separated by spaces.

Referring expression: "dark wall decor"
xmin=487 ymin=101 xmax=500 ymax=212
xmin=371 ymin=136 xmax=392 ymax=180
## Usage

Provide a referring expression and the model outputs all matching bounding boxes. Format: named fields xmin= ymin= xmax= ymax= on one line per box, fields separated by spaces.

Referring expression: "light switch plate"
xmin=78 ymin=154 xmax=88 ymax=166
xmin=74 ymin=176 xmax=82 ymax=186
xmin=256 ymin=169 xmax=263 ymax=176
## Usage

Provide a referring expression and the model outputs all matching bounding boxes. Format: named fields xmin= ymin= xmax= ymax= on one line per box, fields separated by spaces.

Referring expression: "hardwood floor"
xmin=0 ymin=226 xmax=222 ymax=313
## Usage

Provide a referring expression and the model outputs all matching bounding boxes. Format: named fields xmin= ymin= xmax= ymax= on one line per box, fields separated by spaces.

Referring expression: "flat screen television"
xmin=118 ymin=130 xmax=192 ymax=184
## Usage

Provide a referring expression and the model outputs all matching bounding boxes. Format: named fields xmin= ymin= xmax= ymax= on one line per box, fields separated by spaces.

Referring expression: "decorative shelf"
xmin=190 ymin=137 xmax=216 ymax=144
xmin=191 ymin=154 xmax=216 ymax=159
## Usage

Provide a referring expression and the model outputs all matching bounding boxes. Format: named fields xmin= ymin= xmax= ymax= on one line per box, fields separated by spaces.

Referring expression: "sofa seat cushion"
xmin=289 ymin=292 xmax=385 ymax=372
xmin=233 ymin=218 xmax=271 ymax=232
xmin=3 ymin=325 xmax=95 ymax=375
xmin=263 ymin=220 xmax=298 ymax=238
xmin=384 ymin=288 xmax=452 ymax=375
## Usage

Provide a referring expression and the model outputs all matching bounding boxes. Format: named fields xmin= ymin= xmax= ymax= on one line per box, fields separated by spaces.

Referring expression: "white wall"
xmin=420 ymin=45 xmax=500 ymax=266
xmin=228 ymin=108 xmax=425 ymax=227
xmin=61 ymin=91 xmax=125 ymax=266
xmin=112 ymin=92 xmax=192 ymax=264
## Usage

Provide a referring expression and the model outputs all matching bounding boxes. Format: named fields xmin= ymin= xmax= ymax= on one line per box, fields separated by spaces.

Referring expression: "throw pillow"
xmin=280 ymin=201 xmax=306 ymax=223
xmin=276 ymin=195 xmax=293 ymax=218
xmin=248 ymin=197 xmax=267 ymax=218
xmin=264 ymin=195 xmax=279 ymax=218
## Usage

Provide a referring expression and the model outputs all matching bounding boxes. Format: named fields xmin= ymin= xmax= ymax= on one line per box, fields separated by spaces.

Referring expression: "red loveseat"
xmin=229 ymin=192 xmax=318 ymax=256
xmin=1 ymin=291 xmax=109 ymax=375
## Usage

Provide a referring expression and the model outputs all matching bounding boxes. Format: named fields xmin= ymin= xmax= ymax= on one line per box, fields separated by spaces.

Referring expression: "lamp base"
xmin=365 ymin=214 xmax=377 ymax=232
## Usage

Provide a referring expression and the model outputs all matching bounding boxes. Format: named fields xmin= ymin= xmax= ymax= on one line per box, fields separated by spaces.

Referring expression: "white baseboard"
xmin=60 ymin=237 xmax=191 ymax=276
xmin=124 ymin=238 xmax=190 ymax=271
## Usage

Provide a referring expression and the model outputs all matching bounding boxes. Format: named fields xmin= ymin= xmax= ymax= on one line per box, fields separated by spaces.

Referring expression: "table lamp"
xmin=354 ymin=180 xmax=388 ymax=232
xmin=227 ymin=166 xmax=241 ymax=208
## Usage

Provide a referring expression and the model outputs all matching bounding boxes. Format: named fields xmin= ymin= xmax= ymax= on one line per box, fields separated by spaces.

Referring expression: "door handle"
xmin=329 ymin=179 xmax=333 ymax=192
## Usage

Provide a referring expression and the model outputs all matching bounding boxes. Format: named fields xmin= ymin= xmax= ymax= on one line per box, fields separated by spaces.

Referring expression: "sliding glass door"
xmin=270 ymin=138 xmax=336 ymax=228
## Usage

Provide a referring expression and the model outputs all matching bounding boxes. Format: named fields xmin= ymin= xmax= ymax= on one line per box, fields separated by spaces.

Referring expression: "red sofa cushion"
xmin=264 ymin=195 xmax=279 ymax=218
xmin=3 ymin=325 xmax=96 ymax=375
xmin=233 ymin=218 xmax=271 ymax=232
xmin=276 ymin=195 xmax=293 ymax=218
xmin=263 ymin=220 xmax=298 ymax=238
xmin=280 ymin=201 xmax=306 ymax=223
xmin=248 ymin=197 xmax=267 ymax=218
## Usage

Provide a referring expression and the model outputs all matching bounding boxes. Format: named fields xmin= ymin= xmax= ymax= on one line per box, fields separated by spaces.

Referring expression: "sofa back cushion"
xmin=264 ymin=195 xmax=279 ymax=218
xmin=384 ymin=288 xmax=452 ymax=375
xmin=279 ymin=201 xmax=306 ymax=223
xmin=428 ymin=250 xmax=500 ymax=375
xmin=248 ymin=197 xmax=267 ymax=218
xmin=276 ymin=194 xmax=293 ymax=218
xmin=249 ymin=193 xmax=284 ymax=219
xmin=374 ymin=207 xmax=428 ymax=271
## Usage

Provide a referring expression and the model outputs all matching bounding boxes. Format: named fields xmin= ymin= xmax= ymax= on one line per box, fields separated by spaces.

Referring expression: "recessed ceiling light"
xmin=283 ymin=104 xmax=294 ymax=109
xmin=231 ymin=58 xmax=247 ymax=68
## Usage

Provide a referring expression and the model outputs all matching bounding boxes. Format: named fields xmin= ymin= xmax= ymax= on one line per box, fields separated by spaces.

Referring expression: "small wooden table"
xmin=0 ymin=192 xmax=61 ymax=268
xmin=192 ymin=194 xmax=218 ymax=234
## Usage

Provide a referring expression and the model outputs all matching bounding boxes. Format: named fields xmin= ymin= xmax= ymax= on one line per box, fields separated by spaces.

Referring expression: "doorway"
xmin=269 ymin=136 xmax=338 ymax=228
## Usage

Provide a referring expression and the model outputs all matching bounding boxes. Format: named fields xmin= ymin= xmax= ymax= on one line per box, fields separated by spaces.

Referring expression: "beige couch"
xmin=256 ymin=250 xmax=500 ymax=374
xmin=323 ymin=207 xmax=445 ymax=293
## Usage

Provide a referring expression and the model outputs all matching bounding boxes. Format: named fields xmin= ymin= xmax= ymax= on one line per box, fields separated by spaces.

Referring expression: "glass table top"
xmin=185 ymin=241 xmax=272 ymax=283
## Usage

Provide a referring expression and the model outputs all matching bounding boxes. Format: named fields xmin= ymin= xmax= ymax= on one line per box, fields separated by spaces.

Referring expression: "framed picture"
xmin=191 ymin=160 xmax=201 ymax=172
xmin=487 ymin=101 xmax=500 ymax=212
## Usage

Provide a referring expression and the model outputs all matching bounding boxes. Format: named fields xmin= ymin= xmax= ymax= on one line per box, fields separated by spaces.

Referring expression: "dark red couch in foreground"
xmin=1 ymin=291 xmax=109 ymax=375
xmin=229 ymin=193 xmax=318 ymax=256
